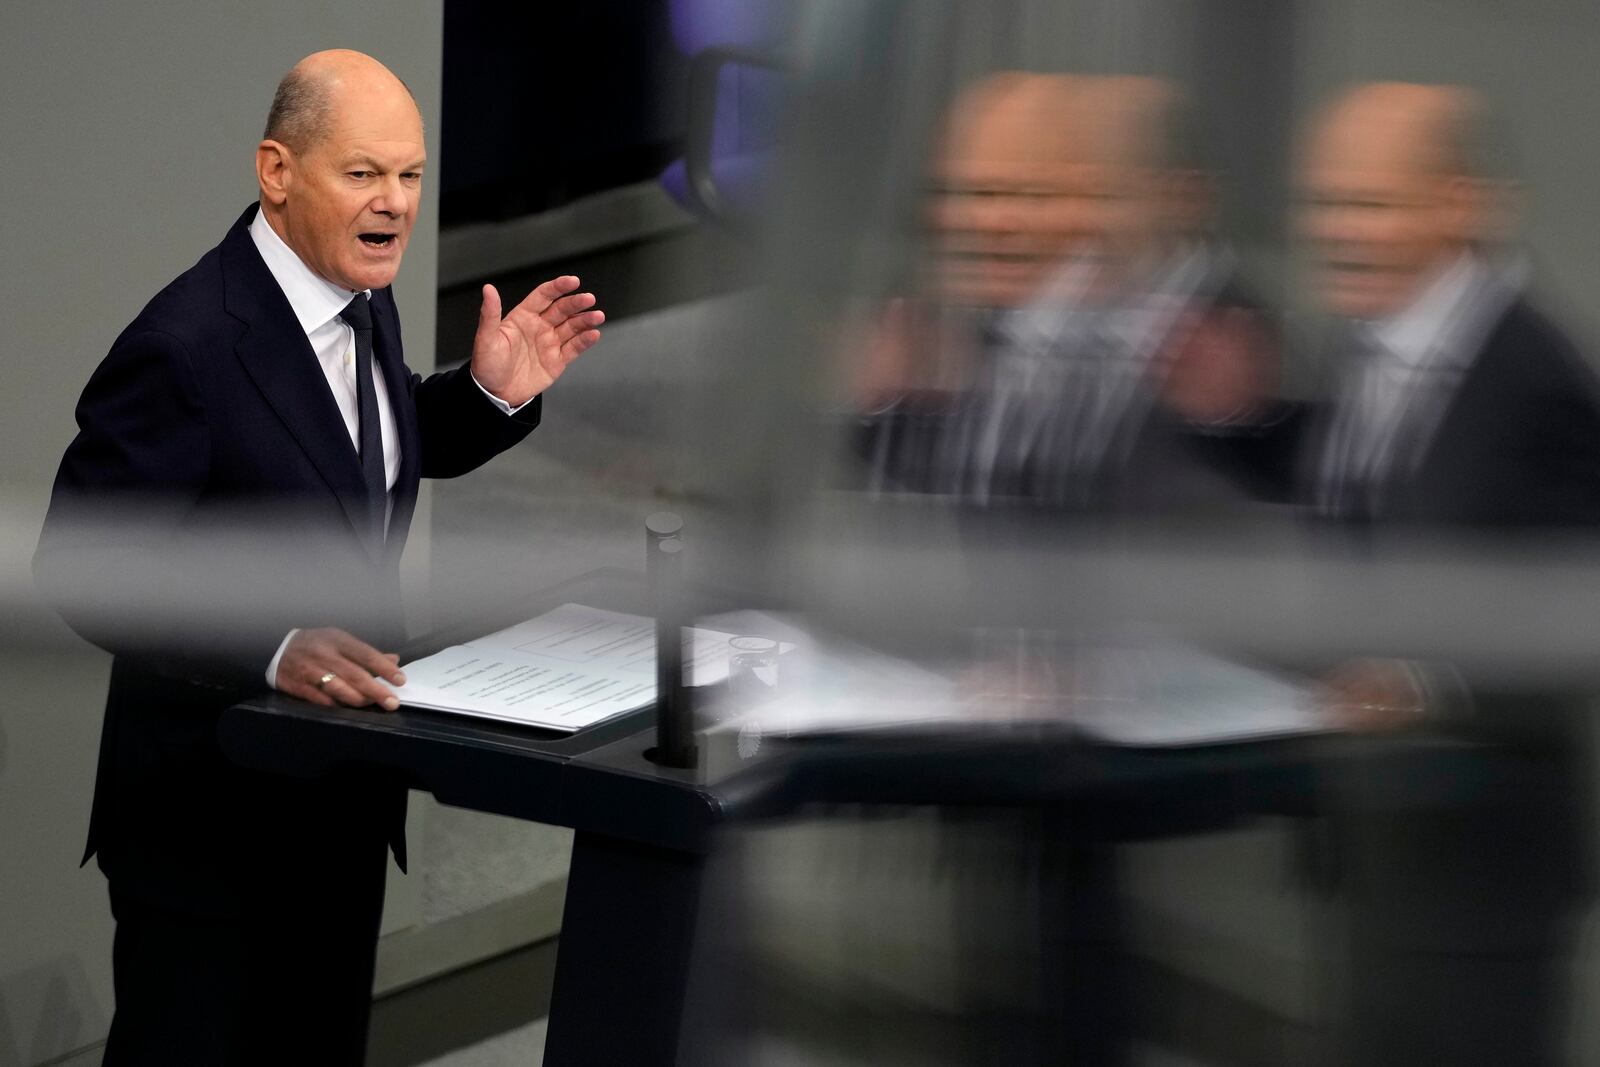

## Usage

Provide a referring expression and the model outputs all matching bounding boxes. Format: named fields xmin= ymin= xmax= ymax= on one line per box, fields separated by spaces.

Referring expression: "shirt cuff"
xmin=266 ymin=629 xmax=299 ymax=689
xmin=470 ymin=370 xmax=535 ymax=415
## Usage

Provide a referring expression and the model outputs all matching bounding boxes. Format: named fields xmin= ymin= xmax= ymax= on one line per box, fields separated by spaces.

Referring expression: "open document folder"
xmin=392 ymin=603 xmax=744 ymax=732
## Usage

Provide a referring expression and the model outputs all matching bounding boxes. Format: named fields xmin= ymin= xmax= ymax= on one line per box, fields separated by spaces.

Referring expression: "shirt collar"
xmin=248 ymin=206 xmax=370 ymax=335
xmin=1108 ymin=240 xmax=1220 ymax=354
xmin=998 ymin=241 xmax=1219 ymax=358
xmin=1365 ymin=253 xmax=1484 ymax=368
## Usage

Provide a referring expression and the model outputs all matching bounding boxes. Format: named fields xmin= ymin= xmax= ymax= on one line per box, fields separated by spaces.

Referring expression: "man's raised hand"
xmin=470 ymin=276 xmax=604 ymax=408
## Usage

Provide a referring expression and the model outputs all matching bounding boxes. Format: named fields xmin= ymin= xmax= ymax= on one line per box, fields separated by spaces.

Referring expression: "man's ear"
xmin=1161 ymin=167 xmax=1215 ymax=238
xmin=1477 ymin=177 xmax=1521 ymax=247
xmin=1442 ymin=173 xmax=1498 ymax=245
xmin=256 ymin=140 xmax=293 ymax=207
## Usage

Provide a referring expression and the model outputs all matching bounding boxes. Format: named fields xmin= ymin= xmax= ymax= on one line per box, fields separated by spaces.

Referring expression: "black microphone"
xmin=646 ymin=513 xmax=696 ymax=769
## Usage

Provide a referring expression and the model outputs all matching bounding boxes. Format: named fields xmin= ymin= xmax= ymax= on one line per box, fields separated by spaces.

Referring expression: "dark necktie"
xmin=339 ymin=294 xmax=386 ymax=547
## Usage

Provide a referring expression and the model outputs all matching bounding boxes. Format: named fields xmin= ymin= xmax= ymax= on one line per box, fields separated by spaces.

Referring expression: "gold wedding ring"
xmin=316 ymin=671 xmax=337 ymax=689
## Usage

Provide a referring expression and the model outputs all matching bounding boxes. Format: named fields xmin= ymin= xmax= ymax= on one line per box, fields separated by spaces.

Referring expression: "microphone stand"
xmin=646 ymin=513 xmax=696 ymax=769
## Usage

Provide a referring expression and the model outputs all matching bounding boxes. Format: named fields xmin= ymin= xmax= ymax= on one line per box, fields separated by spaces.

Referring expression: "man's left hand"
xmin=471 ymin=276 xmax=604 ymax=408
xmin=1318 ymin=658 xmax=1428 ymax=733
xmin=1159 ymin=306 xmax=1278 ymax=425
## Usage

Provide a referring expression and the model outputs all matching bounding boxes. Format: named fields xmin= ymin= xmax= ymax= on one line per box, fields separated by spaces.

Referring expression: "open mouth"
xmin=944 ymin=249 xmax=1051 ymax=266
xmin=1321 ymin=257 xmax=1393 ymax=276
xmin=359 ymin=233 xmax=397 ymax=249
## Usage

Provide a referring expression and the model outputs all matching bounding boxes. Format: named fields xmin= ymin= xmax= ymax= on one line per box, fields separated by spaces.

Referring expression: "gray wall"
xmin=0 ymin=5 xmax=442 ymax=1063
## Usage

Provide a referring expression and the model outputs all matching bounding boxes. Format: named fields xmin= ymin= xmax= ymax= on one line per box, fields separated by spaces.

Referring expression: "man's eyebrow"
xmin=341 ymin=155 xmax=428 ymax=171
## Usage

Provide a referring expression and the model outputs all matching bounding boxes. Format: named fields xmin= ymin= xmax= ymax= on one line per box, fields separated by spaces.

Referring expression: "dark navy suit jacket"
xmin=1211 ymin=297 xmax=1600 ymax=530
xmin=36 ymin=205 xmax=540 ymax=914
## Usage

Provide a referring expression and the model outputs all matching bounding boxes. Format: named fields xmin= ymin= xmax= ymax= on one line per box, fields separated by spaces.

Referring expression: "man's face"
xmin=1299 ymin=106 xmax=1470 ymax=320
xmin=277 ymin=85 xmax=425 ymax=293
xmin=931 ymin=80 xmax=1165 ymax=309
xmin=933 ymin=155 xmax=1086 ymax=310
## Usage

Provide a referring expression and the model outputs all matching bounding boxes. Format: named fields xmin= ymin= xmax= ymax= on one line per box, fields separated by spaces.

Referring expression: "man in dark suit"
xmin=1305 ymin=84 xmax=1600 ymax=1067
xmin=34 ymin=49 xmax=604 ymax=1064
xmin=1180 ymin=81 xmax=1600 ymax=1065
xmin=1201 ymin=82 xmax=1600 ymax=532
xmin=843 ymin=74 xmax=1286 ymax=1064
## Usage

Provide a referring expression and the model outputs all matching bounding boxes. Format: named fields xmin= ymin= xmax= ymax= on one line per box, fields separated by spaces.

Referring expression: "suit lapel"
xmin=219 ymin=209 xmax=372 ymax=545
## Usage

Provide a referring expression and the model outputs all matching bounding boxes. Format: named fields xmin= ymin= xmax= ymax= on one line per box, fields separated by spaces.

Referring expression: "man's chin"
xmin=341 ymin=263 xmax=403 ymax=293
xmin=938 ymin=265 xmax=1040 ymax=309
xmin=1319 ymin=274 xmax=1408 ymax=321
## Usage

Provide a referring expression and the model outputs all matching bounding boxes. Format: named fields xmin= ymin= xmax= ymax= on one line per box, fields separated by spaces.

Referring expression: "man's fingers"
xmin=518 ymin=290 xmax=597 ymax=333
xmin=526 ymin=275 xmax=581 ymax=314
xmin=1319 ymin=675 xmax=1418 ymax=733
xmin=553 ymin=309 xmax=605 ymax=345
xmin=538 ymin=290 xmax=597 ymax=324
xmin=291 ymin=664 xmax=397 ymax=710
xmin=364 ymin=652 xmax=406 ymax=686
xmin=321 ymin=657 xmax=401 ymax=710
xmin=278 ymin=663 xmax=337 ymax=707
xmin=560 ymin=329 xmax=602 ymax=362
xmin=356 ymin=659 xmax=405 ymax=687
xmin=332 ymin=633 xmax=407 ymax=685
xmin=319 ymin=675 xmax=378 ymax=709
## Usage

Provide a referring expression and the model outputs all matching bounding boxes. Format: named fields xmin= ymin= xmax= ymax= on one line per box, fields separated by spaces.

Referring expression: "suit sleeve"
xmin=411 ymin=362 xmax=543 ymax=478
xmin=34 ymin=329 xmax=283 ymax=689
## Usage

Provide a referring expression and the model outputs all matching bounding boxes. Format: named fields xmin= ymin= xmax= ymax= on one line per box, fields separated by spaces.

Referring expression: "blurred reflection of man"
xmin=858 ymin=72 xmax=1275 ymax=513
xmin=843 ymin=73 xmax=1285 ymax=1065
xmin=1298 ymin=83 xmax=1600 ymax=531
xmin=1218 ymin=82 xmax=1600 ymax=1067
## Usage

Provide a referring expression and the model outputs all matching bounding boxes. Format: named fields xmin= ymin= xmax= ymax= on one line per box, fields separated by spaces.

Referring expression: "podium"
xmin=219 ymin=567 xmax=1499 ymax=1064
xmin=220 ymin=568 xmax=748 ymax=1064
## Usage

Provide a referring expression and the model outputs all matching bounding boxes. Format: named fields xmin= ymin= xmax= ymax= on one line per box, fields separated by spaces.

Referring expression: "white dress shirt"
xmin=248 ymin=209 xmax=404 ymax=494
xmin=249 ymin=209 xmax=526 ymax=688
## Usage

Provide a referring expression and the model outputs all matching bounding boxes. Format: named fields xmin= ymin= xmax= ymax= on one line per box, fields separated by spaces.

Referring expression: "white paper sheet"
xmin=720 ymin=631 xmax=1328 ymax=748
xmin=1059 ymin=644 xmax=1326 ymax=746
xmin=393 ymin=603 xmax=743 ymax=732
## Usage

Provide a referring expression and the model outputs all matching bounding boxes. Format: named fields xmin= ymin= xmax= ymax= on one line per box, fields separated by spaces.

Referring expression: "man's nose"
xmin=1309 ymin=203 xmax=1371 ymax=244
xmin=988 ymin=193 xmax=1037 ymax=235
xmin=369 ymin=176 xmax=409 ymax=218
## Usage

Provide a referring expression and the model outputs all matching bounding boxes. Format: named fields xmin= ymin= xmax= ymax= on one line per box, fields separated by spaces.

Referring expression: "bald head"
xmin=1310 ymin=82 xmax=1482 ymax=184
xmin=1300 ymin=81 xmax=1502 ymax=319
xmin=264 ymin=50 xmax=418 ymax=153
xmin=940 ymin=73 xmax=1084 ymax=174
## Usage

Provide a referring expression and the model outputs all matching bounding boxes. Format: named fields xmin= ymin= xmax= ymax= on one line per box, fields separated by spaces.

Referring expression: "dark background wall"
xmin=439 ymin=0 xmax=689 ymax=224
